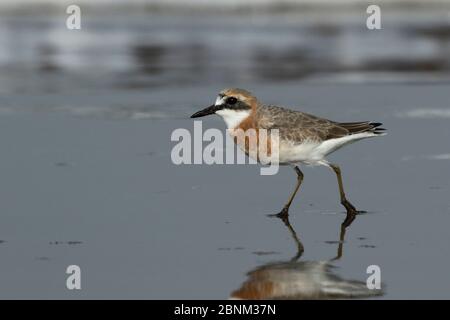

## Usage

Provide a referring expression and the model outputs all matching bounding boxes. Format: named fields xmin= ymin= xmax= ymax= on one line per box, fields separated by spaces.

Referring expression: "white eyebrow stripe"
xmin=215 ymin=96 xmax=225 ymax=106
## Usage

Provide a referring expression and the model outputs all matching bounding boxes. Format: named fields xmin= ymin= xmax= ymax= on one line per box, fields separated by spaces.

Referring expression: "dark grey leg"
xmin=328 ymin=163 xmax=360 ymax=227
xmin=275 ymin=166 xmax=304 ymax=218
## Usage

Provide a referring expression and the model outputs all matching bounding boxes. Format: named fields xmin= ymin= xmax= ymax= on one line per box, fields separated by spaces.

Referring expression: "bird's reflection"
xmin=231 ymin=217 xmax=384 ymax=299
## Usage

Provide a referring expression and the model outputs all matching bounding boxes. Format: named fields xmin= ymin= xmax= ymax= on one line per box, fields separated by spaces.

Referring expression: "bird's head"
xmin=191 ymin=88 xmax=258 ymax=129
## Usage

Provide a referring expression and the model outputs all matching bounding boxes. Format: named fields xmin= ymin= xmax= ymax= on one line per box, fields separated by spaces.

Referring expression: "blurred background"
xmin=1 ymin=0 xmax=450 ymax=117
xmin=1 ymin=0 xmax=450 ymax=299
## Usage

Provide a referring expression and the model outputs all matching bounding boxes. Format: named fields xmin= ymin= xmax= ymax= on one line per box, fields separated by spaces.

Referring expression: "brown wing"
xmin=336 ymin=121 xmax=385 ymax=136
xmin=257 ymin=105 xmax=385 ymax=144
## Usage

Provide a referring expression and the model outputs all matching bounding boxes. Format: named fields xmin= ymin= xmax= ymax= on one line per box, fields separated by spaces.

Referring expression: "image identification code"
xmin=174 ymin=304 xmax=276 ymax=317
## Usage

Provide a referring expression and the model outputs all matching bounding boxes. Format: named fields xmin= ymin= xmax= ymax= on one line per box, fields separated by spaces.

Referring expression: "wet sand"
xmin=0 ymin=82 xmax=449 ymax=298
xmin=0 ymin=7 xmax=450 ymax=298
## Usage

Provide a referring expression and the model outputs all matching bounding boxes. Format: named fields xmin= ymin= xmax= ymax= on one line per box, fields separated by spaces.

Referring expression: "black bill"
xmin=190 ymin=104 xmax=221 ymax=118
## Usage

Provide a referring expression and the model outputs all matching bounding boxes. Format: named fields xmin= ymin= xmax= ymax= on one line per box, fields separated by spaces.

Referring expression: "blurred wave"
xmin=1 ymin=0 xmax=450 ymax=11
xmin=401 ymin=153 xmax=450 ymax=161
xmin=398 ymin=108 xmax=450 ymax=119
xmin=1 ymin=12 xmax=450 ymax=93
xmin=0 ymin=0 xmax=450 ymax=116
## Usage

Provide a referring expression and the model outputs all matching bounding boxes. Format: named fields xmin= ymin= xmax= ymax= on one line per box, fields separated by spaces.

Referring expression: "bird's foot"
xmin=268 ymin=206 xmax=289 ymax=219
xmin=341 ymin=199 xmax=367 ymax=228
xmin=342 ymin=200 xmax=366 ymax=215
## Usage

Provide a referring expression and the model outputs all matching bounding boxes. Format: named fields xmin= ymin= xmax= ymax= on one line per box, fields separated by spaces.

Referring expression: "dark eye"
xmin=226 ymin=97 xmax=237 ymax=105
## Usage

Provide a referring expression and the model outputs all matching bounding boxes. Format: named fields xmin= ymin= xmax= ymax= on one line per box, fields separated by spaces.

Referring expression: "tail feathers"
xmin=338 ymin=121 xmax=386 ymax=135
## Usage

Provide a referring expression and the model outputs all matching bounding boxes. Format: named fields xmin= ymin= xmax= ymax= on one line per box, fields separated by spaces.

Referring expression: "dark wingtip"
xmin=374 ymin=128 xmax=387 ymax=135
xmin=370 ymin=122 xmax=386 ymax=134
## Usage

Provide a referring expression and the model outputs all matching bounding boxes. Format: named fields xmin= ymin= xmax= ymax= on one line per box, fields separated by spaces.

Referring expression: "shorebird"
xmin=191 ymin=88 xmax=386 ymax=226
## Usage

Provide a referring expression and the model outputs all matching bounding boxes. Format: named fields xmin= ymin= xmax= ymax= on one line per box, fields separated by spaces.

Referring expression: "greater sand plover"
xmin=191 ymin=88 xmax=386 ymax=226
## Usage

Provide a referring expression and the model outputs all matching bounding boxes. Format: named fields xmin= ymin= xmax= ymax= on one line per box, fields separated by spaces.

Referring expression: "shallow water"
xmin=0 ymin=9 xmax=450 ymax=299
xmin=0 ymin=82 xmax=449 ymax=299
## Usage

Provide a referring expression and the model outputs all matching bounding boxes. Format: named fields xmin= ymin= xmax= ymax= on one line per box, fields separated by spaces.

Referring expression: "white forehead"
xmin=215 ymin=96 xmax=225 ymax=106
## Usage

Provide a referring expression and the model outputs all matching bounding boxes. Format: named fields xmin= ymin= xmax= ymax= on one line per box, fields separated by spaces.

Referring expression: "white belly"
xmin=279 ymin=132 xmax=378 ymax=165
xmin=279 ymin=140 xmax=322 ymax=165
